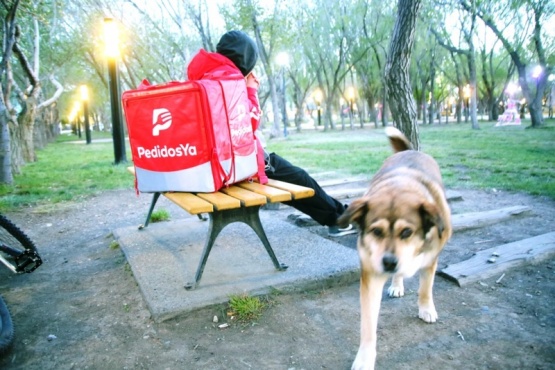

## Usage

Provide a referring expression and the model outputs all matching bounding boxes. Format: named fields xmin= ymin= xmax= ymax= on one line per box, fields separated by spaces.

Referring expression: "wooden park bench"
xmin=127 ymin=167 xmax=315 ymax=290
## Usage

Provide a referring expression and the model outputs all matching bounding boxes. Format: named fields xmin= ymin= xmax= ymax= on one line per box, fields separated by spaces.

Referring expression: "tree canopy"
xmin=0 ymin=0 xmax=553 ymax=184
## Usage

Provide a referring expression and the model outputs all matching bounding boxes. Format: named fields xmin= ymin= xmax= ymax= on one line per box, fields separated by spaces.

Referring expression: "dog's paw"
xmin=387 ymin=285 xmax=404 ymax=298
xmin=418 ymin=306 xmax=438 ymax=323
xmin=351 ymin=349 xmax=376 ymax=370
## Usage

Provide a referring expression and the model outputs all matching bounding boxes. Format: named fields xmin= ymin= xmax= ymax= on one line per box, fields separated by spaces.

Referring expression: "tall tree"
xmin=431 ymin=1 xmax=480 ymax=129
xmin=477 ymin=37 xmax=515 ymax=121
xmin=0 ymin=0 xmax=20 ymax=184
xmin=385 ymin=0 xmax=422 ymax=149
xmin=354 ymin=0 xmax=394 ymax=128
xmin=461 ymin=0 xmax=553 ymax=128
xmin=220 ymin=0 xmax=288 ymax=137
xmin=0 ymin=0 xmax=63 ymax=182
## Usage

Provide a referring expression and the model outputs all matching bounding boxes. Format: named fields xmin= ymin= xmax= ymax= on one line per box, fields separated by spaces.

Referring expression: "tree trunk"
xmin=9 ymin=119 xmax=23 ymax=175
xmin=467 ymin=56 xmax=480 ymax=129
xmin=18 ymin=96 xmax=38 ymax=162
xmin=291 ymin=81 xmax=304 ymax=132
xmin=251 ymin=10 xmax=281 ymax=138
xmin=0 ymin=100 xmax=13 ymax=184
xmin=0 ymin=0 xmax=20 ymax=184
xmin=380 ymin=87 xmax=389 ymax=127
xmin=384 ymin=0 xmax=422 ymax=150
xmin=324 ymin=96 xmax=335 ymax=130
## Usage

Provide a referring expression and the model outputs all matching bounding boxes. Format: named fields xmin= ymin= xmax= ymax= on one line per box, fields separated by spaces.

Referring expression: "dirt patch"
xmin=0 ymin=186 xmax=554 ymax=369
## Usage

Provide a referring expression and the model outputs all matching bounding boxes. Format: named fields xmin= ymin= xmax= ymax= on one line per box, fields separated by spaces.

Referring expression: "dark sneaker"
xmin=328 ymin=224 xmax=357 ymax=237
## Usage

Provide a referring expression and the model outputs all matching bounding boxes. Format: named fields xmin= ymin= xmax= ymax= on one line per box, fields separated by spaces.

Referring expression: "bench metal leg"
xmin=140 ymin=193 xmax=207 ymax=230
xmin=138 ymin=192 xmax=161 ymax=230
xmin=184 ymin=206 xmax=288 ymax=290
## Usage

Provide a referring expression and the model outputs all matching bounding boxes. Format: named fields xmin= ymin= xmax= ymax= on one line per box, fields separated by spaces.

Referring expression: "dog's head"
xmin=338 ymin=190 xmax=446 ymax=277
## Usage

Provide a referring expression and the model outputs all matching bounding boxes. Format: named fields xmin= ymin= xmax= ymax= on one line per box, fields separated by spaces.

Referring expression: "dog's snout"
xmin=382 ymin=254 xmax=398 ymax=272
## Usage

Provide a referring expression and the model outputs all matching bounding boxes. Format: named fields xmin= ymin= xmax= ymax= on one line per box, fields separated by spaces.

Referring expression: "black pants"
xmin=265 ymin=152 xmax=345 ymax=226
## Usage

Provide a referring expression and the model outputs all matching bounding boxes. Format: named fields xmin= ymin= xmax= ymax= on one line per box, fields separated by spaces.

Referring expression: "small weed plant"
xmin=150 ymin=209 xmax=170 ymax=223
xmin=228 ymin=293 xmax=266 ymax=322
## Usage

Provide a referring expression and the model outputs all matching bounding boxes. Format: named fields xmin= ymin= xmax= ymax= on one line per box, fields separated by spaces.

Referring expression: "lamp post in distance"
xmin=104 ymin=17 xmax=127 ymax=164
xmin=463 ymin=84 xmax=470 ymax=122
xmin=548 ymin=74 xmax=554 ymax=118
xmin=71 ymin=101 xmax=82 ymax=138
xmin=347 ymin=86 xmax=355 ymax=128
xmin=80 ymin=85 xmax=91 ymax=144
xmin=313 ymin=89 xmax=323 ymax=127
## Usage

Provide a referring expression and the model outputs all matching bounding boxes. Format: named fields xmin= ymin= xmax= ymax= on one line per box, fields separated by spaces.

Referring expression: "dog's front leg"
xmin=418 ymin=259 xmax=438 ymax=323
xmin=352 ymin=273 xmax=388 ymax=370
xmin=387 ymin=273 xmax=404 ymax=297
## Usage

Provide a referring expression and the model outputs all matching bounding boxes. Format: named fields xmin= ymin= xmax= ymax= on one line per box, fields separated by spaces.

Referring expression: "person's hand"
xmin=246 ymin=72 xmax=260 ymax=89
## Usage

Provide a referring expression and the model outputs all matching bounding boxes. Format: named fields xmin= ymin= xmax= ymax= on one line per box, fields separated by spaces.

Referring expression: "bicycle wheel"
xmin=0 ymin=214 xmax=42 ymax=273
xmin=0 ymin=294 xmax=14 ymax=355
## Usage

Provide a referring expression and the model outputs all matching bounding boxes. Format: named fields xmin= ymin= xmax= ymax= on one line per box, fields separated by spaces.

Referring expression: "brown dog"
xmin=338 ymin=127 xmax=452 ymax=370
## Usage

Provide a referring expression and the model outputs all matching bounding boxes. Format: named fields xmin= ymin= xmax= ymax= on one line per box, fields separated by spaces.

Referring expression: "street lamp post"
xmin=548 ymin=74 xmax=554 ymax=118
xmin=448 ymin=96 xmax=455 ymax=124
xmin=347 ymin=87 xmax=355 ymax=129
xmin=71 ymin=101 xmax=81 ymax=138
xmin=314 ymin=89 xmax=323 ymax=128
xmin=463 ymin=84 xmax=470 ymax=122
xmin=80 ymin=85 xmax=91 ymax=144
xmin=104 ymin=18 xmax=127 ymax=164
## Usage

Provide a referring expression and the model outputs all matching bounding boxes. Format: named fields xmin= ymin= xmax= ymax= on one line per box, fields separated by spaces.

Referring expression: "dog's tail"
xmin=385 ymin=126 xmax=413 ymax=153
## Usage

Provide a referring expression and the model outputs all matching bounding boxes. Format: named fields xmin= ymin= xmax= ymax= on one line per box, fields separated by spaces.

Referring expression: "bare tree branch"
xmin=38 ymin=76 xmax=63 ymax=109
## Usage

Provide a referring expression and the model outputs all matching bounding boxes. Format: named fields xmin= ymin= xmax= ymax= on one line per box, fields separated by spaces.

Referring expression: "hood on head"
xmin=216 ymin=30 xmax=258 ymax=76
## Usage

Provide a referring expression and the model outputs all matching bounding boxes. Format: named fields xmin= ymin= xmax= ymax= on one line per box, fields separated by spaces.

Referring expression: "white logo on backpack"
xmin=152 ymin=108 xmax=172 ymax=136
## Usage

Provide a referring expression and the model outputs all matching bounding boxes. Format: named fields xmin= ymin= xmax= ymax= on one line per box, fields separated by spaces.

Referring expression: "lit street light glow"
xmin=104 ymin=18 xmax=120 ymax=59
xmin=276 ymin=52 xmax=289 ymax=67
xmin=532 ymin=65 xmax=542 ymax=79
xmin=80 ymin=85 xmax=89 ymax=101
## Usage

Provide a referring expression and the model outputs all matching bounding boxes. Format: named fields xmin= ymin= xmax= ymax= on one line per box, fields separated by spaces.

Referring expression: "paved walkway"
xmin=113 ymin=208 xmax=359 ymax=322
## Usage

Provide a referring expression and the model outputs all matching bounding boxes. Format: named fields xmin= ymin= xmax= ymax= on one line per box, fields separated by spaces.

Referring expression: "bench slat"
xmin=237 ymin=182 xmax=292 ymax=203
xmin=164 ymin=192 xmax=214 ymax=214
xmin=197 ymin=192 xmax=241 ymax=211
xmin=221 ymin=186 xmax=267 ymax=207
xmin=266 ymin=179 xmax=315 ymax=200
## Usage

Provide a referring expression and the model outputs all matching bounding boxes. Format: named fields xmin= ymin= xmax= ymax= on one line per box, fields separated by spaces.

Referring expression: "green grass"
xmin=0 ymin=133 xmax=133 ymax=212
xmin=268 ymin=119 xmax=555 ymax=198
xmin=150 ymin=209 xmax=170 ymax=222
xmin=0 ymin=119 xmax=553 ymax=212
xmin=227 ymin=293 xmax=266 ymax=322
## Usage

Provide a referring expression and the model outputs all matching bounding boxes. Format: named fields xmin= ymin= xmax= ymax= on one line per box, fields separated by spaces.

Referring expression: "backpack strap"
xmin=255 ymin=143 xmax=268 ymax=184
xmin=215 ymin=80 xmax=235 ymax=187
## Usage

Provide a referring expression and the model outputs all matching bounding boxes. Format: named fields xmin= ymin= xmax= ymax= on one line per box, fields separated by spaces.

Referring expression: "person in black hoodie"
xmin=188 ymin=30 xmax=356 ymax=237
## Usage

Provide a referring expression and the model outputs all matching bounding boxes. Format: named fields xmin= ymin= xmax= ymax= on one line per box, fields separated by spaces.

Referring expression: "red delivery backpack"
xmin=122 ymin=78 xmax=258 ymax=193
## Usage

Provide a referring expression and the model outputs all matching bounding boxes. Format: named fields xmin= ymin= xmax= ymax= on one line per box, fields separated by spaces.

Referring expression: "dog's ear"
xmin=338 ymin=197 xmax=369 ymax=229
xmin=419 ymin=202 xmax=445 ymax=238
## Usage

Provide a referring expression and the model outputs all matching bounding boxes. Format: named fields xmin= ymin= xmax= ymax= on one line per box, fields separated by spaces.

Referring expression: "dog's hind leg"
xmin=387 ymin=273 xmax=404 ymax=298
xmin=352 ymin=273 xmax=388 ymax=370
xmin=418 ymin=259 xmax=438 ymax=323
